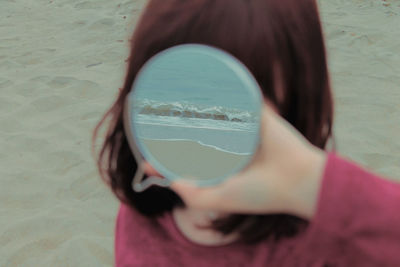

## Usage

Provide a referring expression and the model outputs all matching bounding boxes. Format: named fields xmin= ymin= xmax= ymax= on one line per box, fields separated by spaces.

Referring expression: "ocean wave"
xmin=133 ymin=99 xmax=258 ymax=123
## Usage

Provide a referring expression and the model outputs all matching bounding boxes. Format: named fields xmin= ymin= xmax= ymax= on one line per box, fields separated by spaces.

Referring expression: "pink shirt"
xmin=115 ymin=152 xmax=400 ymax=266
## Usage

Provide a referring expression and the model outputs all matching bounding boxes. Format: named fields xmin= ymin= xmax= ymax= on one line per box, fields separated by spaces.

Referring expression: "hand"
xmin=145 ymin=100 xmax=328 ymax=220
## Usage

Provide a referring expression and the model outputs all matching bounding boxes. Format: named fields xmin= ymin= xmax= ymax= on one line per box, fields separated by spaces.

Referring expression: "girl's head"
xmin=92 ymin=0 xmax=335 ymax=243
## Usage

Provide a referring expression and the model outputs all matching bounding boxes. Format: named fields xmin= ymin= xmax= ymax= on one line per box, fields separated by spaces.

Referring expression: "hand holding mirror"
xmin=123 ymin=44 xmax=263 ymax=192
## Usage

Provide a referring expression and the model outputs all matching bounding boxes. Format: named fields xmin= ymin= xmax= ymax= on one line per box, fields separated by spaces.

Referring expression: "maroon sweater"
xmin=115 ymin=152 xmax=400 ymax=266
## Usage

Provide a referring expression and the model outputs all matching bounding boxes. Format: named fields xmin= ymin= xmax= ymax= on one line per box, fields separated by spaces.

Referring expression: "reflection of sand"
xmin=142 ymin=139 xmax=250 ymax=180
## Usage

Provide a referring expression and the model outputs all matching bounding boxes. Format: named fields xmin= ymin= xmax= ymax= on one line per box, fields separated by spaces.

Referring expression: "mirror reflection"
xmin=127 ymin=44 xmax=262 ymax=185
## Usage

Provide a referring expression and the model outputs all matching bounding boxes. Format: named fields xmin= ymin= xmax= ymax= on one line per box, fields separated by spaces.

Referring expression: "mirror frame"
xmin=123 ymin=44 xmax=264 ymax=191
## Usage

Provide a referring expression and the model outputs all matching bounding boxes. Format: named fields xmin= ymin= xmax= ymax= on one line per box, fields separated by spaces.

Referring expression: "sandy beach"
xmin=0 ymin=0 xmax=399 ymax=266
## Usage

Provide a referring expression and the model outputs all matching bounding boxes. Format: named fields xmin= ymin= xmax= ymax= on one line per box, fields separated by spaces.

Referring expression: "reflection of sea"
xmin=135 ymin=114 xmax=258 ymax=155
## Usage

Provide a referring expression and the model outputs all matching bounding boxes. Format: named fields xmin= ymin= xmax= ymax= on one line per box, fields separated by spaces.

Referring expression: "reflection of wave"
xmin=134 ymin=99 xmax=258 ymax=123
xmin=137 ymin=119 xmax=256 ymax=132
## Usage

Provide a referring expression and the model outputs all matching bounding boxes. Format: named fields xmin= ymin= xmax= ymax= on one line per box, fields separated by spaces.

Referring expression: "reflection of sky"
xmin=133 ymin=48 xmax=259 ymax=112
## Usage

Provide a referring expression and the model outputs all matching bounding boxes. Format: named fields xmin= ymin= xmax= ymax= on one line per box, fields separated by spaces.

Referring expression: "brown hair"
xmin=92 ymin=0 xmax=336 ymax=244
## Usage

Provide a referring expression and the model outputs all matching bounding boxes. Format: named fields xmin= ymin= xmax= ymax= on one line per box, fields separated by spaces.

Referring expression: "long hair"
xmin=92 ymin=0 xmax=336 ymax=244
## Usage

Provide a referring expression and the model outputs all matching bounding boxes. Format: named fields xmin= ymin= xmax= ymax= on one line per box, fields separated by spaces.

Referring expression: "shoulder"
xmin=116 ymin=202 xmax=169 ymax=234
xmin=116 ymin=202 xmax=154 ymax=227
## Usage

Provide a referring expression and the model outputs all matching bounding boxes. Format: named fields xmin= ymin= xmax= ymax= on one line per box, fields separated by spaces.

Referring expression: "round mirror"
xmin=123 ymin=44 xmax=263 ymax=192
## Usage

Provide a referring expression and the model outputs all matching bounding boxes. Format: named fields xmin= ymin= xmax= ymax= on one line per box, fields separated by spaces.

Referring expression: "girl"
xmin=92 ymin=0 xmax=400 ymax=266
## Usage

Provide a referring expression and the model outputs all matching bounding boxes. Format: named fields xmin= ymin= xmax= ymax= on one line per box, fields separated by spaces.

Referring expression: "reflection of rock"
xmin=214 ymin=114 xmax=229 ymax=121
xmin=182 ymin=110 xmax=192 ymax=117
xmin=201 ymin=113 xmax=212 ymax=119
xmin=137 ymin=103 xmax=253 ymax=122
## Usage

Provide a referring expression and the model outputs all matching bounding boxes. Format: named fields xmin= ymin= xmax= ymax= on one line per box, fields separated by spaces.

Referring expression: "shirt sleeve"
xmin=299 ymin=152 xmax=400 ymax=266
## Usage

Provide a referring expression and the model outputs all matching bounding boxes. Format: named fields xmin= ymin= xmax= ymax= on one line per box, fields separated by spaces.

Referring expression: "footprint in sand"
xmin=30 ymin=95 xmax=69 ymax=113
xmin=349 ymin=34 xmax=375 ymax=47
xmin=46 ymin=76 xmax=77 ymax=88
xmin=46 ymin=76 xmax=103 ymax=99
xmin=13 ymin=76 xmax=54 ymax=97
xmin=13 ymin=49 xmax=57 ymax=66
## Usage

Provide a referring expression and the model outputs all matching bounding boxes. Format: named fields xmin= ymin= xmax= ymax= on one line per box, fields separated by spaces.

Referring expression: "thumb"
xmin=169 ymin=179 xmax=197 ymax=192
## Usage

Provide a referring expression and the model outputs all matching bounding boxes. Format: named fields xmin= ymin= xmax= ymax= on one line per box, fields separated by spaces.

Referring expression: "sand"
xmin=0 ymin=0 xmax=399 ymax=266
xmin=317 ymin=0 xmax=400 ymax=179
